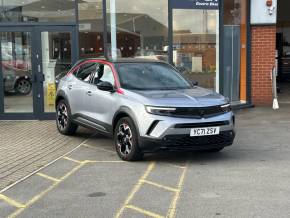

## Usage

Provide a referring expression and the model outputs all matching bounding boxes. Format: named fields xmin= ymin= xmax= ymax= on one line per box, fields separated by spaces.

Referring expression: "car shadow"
xmin=80 ymin=131 xmax=239 ymax=164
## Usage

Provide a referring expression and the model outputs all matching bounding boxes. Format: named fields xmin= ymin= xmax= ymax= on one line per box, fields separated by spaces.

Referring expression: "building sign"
xmin=251 ymin=0 xmax=277 ymax=25
xmin=171 ymin=0 xmax=219 ymax=10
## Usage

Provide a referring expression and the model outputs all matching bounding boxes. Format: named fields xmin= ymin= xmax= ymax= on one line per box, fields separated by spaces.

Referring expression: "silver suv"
xmin=56 ymin=58 xmax=235 ymax=161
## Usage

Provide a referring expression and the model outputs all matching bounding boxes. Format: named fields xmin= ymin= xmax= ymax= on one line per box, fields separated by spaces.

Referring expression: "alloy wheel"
xmin=117 ymin=123 xmax=133 ymax=156
xmin=57 ymin=103 xmax=68 ymax=131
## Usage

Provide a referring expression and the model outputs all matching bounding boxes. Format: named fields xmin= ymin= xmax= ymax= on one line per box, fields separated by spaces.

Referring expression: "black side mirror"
xmin=97 ymin=81 xmax=115 ymax=92
xmin=191 ymin=81 xmax=198 ymax=86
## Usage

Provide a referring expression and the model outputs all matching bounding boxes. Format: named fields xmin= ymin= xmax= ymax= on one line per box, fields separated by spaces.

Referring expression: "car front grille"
xmin=161 ymin=131 xmax=235 ymax=149
xmin=171 ymin=105 xmax=227 ymax=118
xmin=174 ymin=121 xmax=230 ymax=128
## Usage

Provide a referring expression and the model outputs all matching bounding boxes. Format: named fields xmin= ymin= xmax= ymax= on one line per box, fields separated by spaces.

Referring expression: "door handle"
xmin=87 ymin=91 xmax=92 ymax=96
xmin=68 ymin=85 xmax=73 ymax=90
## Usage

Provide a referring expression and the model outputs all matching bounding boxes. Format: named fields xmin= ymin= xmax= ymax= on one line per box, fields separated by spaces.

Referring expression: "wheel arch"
xmin=55 ymin=91 xmax=69 ymax=109
xmin=112 ymin=107 xmax=139 ymax=135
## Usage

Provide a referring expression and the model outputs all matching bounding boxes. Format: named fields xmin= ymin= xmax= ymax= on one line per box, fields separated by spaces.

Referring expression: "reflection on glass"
xmin=1 ymin=32 xmax=33 ymax=113
xmin=106 ymin=0 xmax=168 ymax=60
xmin=78 ymin=0 xmax=104 ymax=58
xmin=173 ymin=9 xmax=219 ymax=90
xmin=223 ymin=0 xmax=247 ymax=103
xmin=0 ymin=0 xmax=75 ymax=22
xmin=42 ymin=32 xmax=71 ymax=112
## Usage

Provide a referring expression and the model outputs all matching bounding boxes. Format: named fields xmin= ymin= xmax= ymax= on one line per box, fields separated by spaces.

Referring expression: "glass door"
xmin=0 ymin=26 xmax=77 ymax=119
xmin=0 ymin=27 xmax=36 ymax=118
xmin=170 ymin=0 xmax=220 ymax=91
xmin=35 ymin=26 xmax=77 ymax=118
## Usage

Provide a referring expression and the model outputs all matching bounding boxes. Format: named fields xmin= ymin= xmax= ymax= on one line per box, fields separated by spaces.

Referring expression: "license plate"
xmin=190 ymin=127 xmax=220 ymax=137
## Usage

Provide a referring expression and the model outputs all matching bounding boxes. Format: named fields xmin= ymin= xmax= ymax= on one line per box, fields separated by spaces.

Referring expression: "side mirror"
xmin=97 ymin=81 xmax=115 ymax=92
xmin=191 ymin=80 xmax=198 ymax=86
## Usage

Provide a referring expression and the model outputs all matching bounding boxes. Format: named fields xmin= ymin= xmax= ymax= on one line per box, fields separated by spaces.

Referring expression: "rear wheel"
xmin=114 ymin=117 xmax=143 ymax=161
xmin=56 ymin=99 xmax=78 ymax=135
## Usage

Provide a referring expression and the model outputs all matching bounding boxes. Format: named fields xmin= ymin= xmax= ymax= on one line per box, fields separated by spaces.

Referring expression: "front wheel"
xmin=114 ymin=117 xmax=143 ymax=161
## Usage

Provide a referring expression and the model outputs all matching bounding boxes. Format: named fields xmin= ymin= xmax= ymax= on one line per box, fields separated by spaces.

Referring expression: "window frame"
xmin=90 ymin=62 xmax=116 ymax=86
xmin=71 ymin=60 xmax=98 ymax=83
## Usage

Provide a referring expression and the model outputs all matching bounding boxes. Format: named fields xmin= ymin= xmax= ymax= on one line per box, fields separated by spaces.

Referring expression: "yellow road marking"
xmin=8 ymin=163 xmax=85 ymax=218
xmin=0 ymin=194 xmax=25 ymax=208
xmin=62 ymin=156 xmax=82 ymax=164
xmin=114 ymin=162 xmax=156 ymax=218
xmin=141 ymin=180 xmax=178 ymax=193
xmin=83 ymin=144 xmax=116 ymax=154
xmin=36 ymin=173 xmax=61 ymax=183
xmin=126 ymin=205 xmax=165 ymax=218
xmin=83 ymin=160 xmax=125 ymax=164
xmin=167 ymin=165 xmax=188 ymax=218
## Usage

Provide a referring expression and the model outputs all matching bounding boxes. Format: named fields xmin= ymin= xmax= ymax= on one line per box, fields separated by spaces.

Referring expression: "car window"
xmin=73 ymin=62 xmax=98 ymax=82
xmin=116 ymin=63 xmax=191 ymax=90
xmin=92 ymin=64 xmax=115 ymax=85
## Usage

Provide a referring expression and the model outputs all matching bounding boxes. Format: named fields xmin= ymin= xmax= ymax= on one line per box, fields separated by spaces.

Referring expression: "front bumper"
xmin=139 ymin=130 xmax=235 ymax=152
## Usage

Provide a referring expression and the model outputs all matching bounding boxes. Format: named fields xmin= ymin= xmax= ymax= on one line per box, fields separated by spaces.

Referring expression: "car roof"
xmin=77 ymin=57 xmax=165 ymax=64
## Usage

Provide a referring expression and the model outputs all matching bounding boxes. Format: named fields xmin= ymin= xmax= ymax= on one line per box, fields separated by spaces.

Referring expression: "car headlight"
xmin=221 ymin=103 xmax=231 ymax=112
xmin=145 ymin=106 xmax=177 ymax=116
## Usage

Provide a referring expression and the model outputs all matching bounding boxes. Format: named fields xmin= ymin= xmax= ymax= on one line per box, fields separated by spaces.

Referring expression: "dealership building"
xmin=0 ymin=0 xmax=286 ymax=120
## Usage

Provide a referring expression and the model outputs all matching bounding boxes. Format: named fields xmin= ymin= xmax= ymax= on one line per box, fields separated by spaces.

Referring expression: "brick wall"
xmin=251 ymin=26 xmax=276 ymax=105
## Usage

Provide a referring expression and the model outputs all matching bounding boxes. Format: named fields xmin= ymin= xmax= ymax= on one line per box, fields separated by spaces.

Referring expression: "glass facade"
xmin=106 ymin=0 xmax=168 ymax=60
xmin=0 ymin=0 xmax=250 ymax=119
xmin=78 ymin=0 xmax=104 ymax=58
xmin=173 ymin=9 xmax=219 ymax=90
xmin=0 ymin=0 xmax=76 ymax=22
xmin=223 ymin=0 xmax=248 ymax=104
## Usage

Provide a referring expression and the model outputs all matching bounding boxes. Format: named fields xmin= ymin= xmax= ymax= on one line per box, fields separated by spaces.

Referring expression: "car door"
xmin=83 ymin=63 xmax=118 ymax=131
xmin=66 ymin=61 xmax=97 ymax=115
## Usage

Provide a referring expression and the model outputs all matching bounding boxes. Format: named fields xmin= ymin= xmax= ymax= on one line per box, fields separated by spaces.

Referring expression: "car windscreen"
xmin=116 ymin=63 xmax=192 ymax=90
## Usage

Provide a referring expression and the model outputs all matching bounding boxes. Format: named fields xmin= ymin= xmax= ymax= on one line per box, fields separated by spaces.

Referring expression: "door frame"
xmin=0 ymin=25 xmax=77 ymax=120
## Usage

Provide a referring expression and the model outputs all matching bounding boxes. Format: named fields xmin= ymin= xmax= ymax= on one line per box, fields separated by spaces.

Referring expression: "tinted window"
xmin=93 ymin=64 xmax=115 ymax=85
xmin=74 ymin=62 xmax=97 ymax=82
xmin=116 ymin=63 xmax=191 ymax=90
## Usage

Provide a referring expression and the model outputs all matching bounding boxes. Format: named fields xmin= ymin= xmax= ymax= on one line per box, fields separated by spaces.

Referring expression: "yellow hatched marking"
xmin=83 ymin=144 xmax=116 ymax=154
xmin=62 ymin=156 xmax=82 ymax=164
xmin=167 ymin=166 xmax=188 ymax=218
xmin=83 ymin=160 xmax=125 ymax=164
xmin=0 ymin=194 xmax=25 ymax=208
xmin=141 ymin=180 xmax=178 ymax=193
xmin=126 ymin=205 xmax=165 ymax=218
xmin=114 ymin=162 xmax=156 ymax=218
xmin=36 ymin=173 xmax=61 ymax=183
xmin=8 ymin=163 xmax=85 ymax=218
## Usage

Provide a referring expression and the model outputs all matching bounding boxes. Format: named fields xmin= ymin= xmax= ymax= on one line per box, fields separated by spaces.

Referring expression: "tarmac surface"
xmin=1 ymin=106 xmax=290 ymax=218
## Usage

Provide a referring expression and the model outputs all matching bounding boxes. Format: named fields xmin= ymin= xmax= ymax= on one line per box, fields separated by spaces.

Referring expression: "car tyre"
xmin=15 ymin=78 xmax=32 ymax=95
xmin=114 ymin=117 xmax=143 ymax=161
xmin=56 ymin=99 xmax=78 ymax=135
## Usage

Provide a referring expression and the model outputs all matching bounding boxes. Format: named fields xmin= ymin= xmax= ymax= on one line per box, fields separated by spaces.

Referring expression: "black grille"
xmin=175 ymin=121 xmax=230 ymax=128
xmin=171 ymin=105 xmax=227 ymax=118
xmin=161 ymin=131 xmax=235 ymax=149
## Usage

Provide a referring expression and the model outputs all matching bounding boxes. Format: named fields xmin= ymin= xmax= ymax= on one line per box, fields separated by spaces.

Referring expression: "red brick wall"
xmin=251 ymin=26 xmax=276 ymax=105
